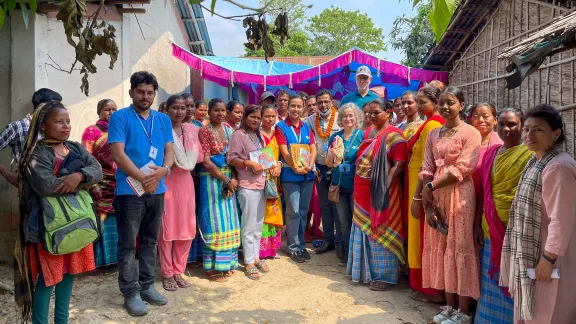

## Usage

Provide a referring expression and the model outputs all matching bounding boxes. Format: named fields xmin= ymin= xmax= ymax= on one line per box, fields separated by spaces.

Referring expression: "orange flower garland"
xmin=315 ymin=107 xmax=337 ymax=140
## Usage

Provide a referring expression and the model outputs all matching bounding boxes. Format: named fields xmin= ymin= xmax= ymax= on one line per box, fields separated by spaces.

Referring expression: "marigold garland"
xmin=315 ymin=107 xmax=337 ymax=140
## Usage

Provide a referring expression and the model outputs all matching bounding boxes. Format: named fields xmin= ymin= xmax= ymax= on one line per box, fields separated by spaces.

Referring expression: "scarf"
xmin=407 ymin=115 xmax=445 ymax=154
xmin=482 ymin=144 xmax=532 ymax=292
xmin=500 ymin=143 xmax=562 ymax=320
xmin=370 ymin=130 xmax=391 ymax=231
xmin=172 ymin=123 xmax=200 ymax=170
xmin=318 ymin=107 xmax=333 ymax=119
xmin=95 ymin=119 xmax=109 ymax=132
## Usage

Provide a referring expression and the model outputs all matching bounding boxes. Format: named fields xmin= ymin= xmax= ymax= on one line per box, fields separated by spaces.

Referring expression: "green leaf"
xmin=29 ymin=0 xmax=37 ymax=13
xmin=0 ymin=8 xmax=5 ymax=30
xmin=428 ymin=0 xmax=457 ymax=42
xmin=5 ymin=0 xmax=17 ymax=15
xmin=210 ymin=0 xmax=216 ymax=14
xmin=412 ymin=0 xmax=421 ymax=8
xmin=188 ymin=0 xmax=204 ymax=4
xmin=19 ymin=0 xmax=29 ymax=29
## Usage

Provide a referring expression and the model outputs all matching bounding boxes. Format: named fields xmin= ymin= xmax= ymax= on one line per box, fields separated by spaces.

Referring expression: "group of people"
xmin=1 ymin=66 xmax=575 ymax=324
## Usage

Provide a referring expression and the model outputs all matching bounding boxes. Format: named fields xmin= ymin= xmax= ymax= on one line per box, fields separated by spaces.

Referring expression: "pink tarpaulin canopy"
xmin=172 ymin=43 xmax=448 ymax=102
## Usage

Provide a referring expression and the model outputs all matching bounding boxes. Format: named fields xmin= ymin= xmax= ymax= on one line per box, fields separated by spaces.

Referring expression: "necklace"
xmin=440 ymin=122 xmax=462 ymax=138
xmin=208 ymin=123 xmax=228 ymax=154
xmin=315 ymin=107 xmax=337 ymax=139
xmin=53 ymin=146 xmax=69 ymax=159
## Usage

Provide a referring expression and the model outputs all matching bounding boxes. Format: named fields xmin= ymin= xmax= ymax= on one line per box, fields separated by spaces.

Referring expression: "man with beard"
xmin=109 ymin=71 xmax=174 ymax=316
xmin=304 ymin=89 xmax=342 ymax=258
xmin=275 ymin=89 xmax=290 ymax=123
xmin=305 ymin=95 xmax=317 ymax=117
xmin=341 ymin=66 xmax=379 ymax=109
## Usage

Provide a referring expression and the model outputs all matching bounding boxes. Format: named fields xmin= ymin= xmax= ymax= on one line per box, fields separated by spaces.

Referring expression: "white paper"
xmin=527 ymin=268 xmax=560 ymax=280
xmin=126 ymin=161 xmax=156 ymax=197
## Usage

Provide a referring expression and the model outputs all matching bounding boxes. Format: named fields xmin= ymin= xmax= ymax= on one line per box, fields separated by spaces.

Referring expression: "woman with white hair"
xmin=325 ymin=103 xmax=365 ymax=265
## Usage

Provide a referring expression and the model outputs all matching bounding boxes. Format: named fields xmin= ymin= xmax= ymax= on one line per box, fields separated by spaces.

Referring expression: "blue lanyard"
xmin=132 ymin=108 xmax=154 ymax=145
xmin=247 ymin=131 xmax=262 ymax=149
xmin=342 ymin=130 xmax=359 ymax=163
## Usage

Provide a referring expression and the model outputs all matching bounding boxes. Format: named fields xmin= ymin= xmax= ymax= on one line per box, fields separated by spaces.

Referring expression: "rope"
xmin=263 ymin=75 xmax=267 ymax=90
xmin=377 ymin=58 xmax=381 ymax=77
xmin=349 ymin=51 xmax=353 ymax=64
xmin=407 ymin=67 xmax=411 ymax=84
xmin=289 ymin=73 xmax=293 ymax=88
xmin=200 ymin=59 xmax=203 ymax=77
xmin=230 ymin=70 xmax=234 ymax=85
xmin=318 ymin=65 xmax=321 ymax=87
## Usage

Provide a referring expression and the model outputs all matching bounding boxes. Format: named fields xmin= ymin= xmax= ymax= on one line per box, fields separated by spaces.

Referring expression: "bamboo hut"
xmin=425 ymin=0 xmax=576 ymax=157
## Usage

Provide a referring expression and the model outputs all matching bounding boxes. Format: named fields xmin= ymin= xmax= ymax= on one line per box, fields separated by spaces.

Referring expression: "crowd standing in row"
xmin=1 ymin=67 xmax=575 ymax=324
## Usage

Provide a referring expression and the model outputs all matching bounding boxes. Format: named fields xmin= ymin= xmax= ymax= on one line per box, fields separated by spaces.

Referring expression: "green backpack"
xmin=40 ymin=190 xmax=100 ymax=255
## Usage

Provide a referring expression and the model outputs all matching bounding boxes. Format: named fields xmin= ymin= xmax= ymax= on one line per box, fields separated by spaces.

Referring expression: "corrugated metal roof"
xmin=175 ymin=0 xmax=213 ymax=55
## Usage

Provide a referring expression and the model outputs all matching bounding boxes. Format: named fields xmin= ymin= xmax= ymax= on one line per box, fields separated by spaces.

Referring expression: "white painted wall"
xmin=35 ymin=0 xmax=191 ymax=141
xmin=204 ymin=80 xmax=230 ymax=102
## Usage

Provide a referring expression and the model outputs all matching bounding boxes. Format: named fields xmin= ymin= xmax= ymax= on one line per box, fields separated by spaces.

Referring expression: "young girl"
xmin=419 ymin=87 xmax=481 ymax=323
xmin=15 ymin=101 xmax=103 ymax=323
xmin=193 ymin=101 xmax=208 ymax=128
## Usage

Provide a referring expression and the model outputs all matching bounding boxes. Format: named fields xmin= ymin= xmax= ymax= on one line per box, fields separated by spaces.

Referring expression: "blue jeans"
xmin=114 ymin=193 xmax=164 ymax=297
xmin=334 ymin=186 xmax=354 ymax=254
xmin=281 ymin=181 xmax=313 ymax=253
xmin=316 ymin=164 xmax=341 ymax=245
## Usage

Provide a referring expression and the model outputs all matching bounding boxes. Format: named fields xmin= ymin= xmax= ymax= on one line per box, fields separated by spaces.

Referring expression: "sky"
xmin=202 ymin=0 xmax=414 ymax=64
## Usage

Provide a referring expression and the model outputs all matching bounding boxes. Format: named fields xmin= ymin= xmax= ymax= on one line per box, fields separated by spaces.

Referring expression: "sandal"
xmin=162 ymin=277 xmax=178 ymax=291
xmin=206 ymin=270 xmax=228 ymax=283
xmin=255 ymin=260 xmax=270 ymax=273
xmin=369 ymin=281 xmax=393 ymax=291
xmin=225 ymin=269 xmax=236 ymax=277
xmin=174 ymin=275 xmax=190 ymax=288
xmin=245 ymin=266 xmax=260 ymax=280
xmin=190 ymin=261 xmax=202 ymax=268
xmin=409 ymin=291 xmax=446 ymax=304
xmin=274 ymin=253 xmax=281 ymax=259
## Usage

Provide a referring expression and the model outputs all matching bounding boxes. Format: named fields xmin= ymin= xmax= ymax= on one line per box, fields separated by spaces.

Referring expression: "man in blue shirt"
xmin=340 ymin=65 xmax=380 ymax=109
xmin=109 ymin=71 xmax=174 ymax=316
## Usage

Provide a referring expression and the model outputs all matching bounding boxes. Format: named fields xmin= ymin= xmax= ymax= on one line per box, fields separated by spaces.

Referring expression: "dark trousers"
xmin=114 ymin=193 xmax=164 ymax=297
xmin=316 ymin=165 xmax=341 ymax=245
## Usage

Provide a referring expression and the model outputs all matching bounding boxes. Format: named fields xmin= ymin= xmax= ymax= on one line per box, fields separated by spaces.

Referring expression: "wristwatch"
xmin=163 ymin=165 xmax=171 ymax=177
xmin=426 ymin=182 xmax=435 ymax=192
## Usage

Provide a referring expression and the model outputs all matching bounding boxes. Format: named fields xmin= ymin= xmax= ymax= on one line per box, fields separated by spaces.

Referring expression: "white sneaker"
xmin=433 ymin=305 xmax=454 ymax=324
xmin=440 ymin=309 xmax=472 ymax=324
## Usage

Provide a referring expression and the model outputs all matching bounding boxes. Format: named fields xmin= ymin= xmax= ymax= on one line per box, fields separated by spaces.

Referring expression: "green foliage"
xmin=0 ymin=0 xmax=36 ymax=29
xmin=428 ymin=0 xmax=458 ymax=42
xmin=259 ymin=0 xmax=309 ymax=33
xmin=308 ymin=6 xmax=386 ymax=55
xmin=390 ymin=2 xmax=435 ymax=67
xmin=244 ymin=29 xmax=311 ymax=57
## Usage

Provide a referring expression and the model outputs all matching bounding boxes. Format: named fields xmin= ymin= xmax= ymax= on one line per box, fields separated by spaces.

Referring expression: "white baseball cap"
xmin=356 ymin=66 xmax=372 ymax=78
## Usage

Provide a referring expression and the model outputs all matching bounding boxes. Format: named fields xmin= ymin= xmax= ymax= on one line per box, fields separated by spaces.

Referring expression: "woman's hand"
xmin=271 ymin=164 xmax=281 ymax=177
xmin=55 ymin=173 xmax=83 ymax=194
xmin=421 ymin=185 xmax=433 ymax=206
xmin=535 ymin=256 xmax=554 ymax=282
xmin=473 ymin=225 xmax=484 ymax=248
xmin=294 ymin=167 xmax=307 ymax=175
xmin=89 ymin=185 xmax=102 ymax=201
xmin=227 ymin=178 xmax=238 ymax=191
xmin=411 ymin=199 xmax=423 ymax=220
xmin=424 ymin=205 xmax=436 ymax=228
xmin=246 ymin=161 xmax=264 ymax=174
xmin=304 ymin=165 xmax=313 ymax=173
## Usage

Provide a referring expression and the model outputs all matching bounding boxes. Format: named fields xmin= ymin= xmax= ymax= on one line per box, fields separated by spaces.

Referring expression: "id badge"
xmin=149 ymin=146 xmax=158 ymax=159
xmin=339 ymin=163 xmax=351 ymax=172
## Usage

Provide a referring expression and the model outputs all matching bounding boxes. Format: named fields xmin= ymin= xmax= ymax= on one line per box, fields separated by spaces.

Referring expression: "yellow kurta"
xmin=406 ymin=120 xmax=443 ymax=269
xmin=401 ymin=120 xmax=424 ymax=142
xmin=264 ymin=136 xmax=283 ymax=227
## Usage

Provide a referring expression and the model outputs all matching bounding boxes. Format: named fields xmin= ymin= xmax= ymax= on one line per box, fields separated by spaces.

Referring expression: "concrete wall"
xmin=0 ymin=2 xmax=192 ymax=261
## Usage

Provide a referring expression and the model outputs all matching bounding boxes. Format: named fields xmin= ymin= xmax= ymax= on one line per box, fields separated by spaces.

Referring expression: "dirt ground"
xmin=0 ymin=247 xmax=437 ymax=324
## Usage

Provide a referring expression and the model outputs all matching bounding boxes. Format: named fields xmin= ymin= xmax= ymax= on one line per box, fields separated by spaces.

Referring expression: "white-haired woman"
xmin=326 ymin=103 xmax=365 ymax=265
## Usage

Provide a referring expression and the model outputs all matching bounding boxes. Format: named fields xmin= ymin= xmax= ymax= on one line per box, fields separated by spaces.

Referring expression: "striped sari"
xmin=347 ymin=125 xmax=406 ymax=284
xmin=198 ymin=124 xmax=240 ymax=272
xmin=82 ymin=122 xmax=118 ymax=267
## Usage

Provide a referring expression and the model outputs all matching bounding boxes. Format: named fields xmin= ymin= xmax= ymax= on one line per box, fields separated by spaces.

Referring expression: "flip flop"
xmin=245 ymin=267 xmax=260 ymax=280
xmin=255 ymin=260 xmax=270 ymax=273
xmin=225 ymin=269 xmax=236 ymax=277
xmin=369 ymin=281 xmax=393 ymax=291
xmin=162 ymin=277 xmax=178 ymax=291
xmin=206 ymin=271 xmax=228 ymax=283
xmin=174 ymin=276 xmax=190 ymax=288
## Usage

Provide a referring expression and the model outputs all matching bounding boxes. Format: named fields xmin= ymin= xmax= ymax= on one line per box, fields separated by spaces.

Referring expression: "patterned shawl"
xmin=92 ymin=130 xmax=116 ymax=221
xmin=500 ymin=143 xmax=563 ymax=320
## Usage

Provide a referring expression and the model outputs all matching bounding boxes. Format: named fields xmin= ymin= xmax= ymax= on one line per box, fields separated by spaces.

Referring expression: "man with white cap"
xmin=341 ymin=66 xmax=379 ymax=109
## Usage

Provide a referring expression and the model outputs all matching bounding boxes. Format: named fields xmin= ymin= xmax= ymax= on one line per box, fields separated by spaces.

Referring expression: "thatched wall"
xmin=449 ymin=0 xmax=576 ymax=157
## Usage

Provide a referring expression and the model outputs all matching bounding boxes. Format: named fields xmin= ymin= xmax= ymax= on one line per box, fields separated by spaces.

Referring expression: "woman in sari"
xmin=82 ymin=99 xmax=118 ymax=267
xmin=362 ymin=102 xmax=372 ymax=130
xmin=407 ymin=86 xmax=445 ymax=303
xmin=259 ymin=104 xmax=283 ymax=259
xmin=474 ymin=108 xmax=532 ymax=324
xmin=469 ymin=103 xmax=502 ymax=248
xmin=224 ymin=100 xmax=244 ymax=130
xmin=500 ymin=104 xmax=576 ymax=323
xmin=347 ymin=98 xmax=406 ymax=291
xmin=393 ymin=97 xmax=407 ymax=128
xmin=400 ymin=91 xmax=423 ymax=140
xmin=198 ymin=98 xmax=240 ymax=282
xmin=193 ymin=101 xmax=208 ymax=128
xmin=159 ymin=95 xmax=203 ymax=291
xmin=420 ymin=87 xmax=481 ymax=324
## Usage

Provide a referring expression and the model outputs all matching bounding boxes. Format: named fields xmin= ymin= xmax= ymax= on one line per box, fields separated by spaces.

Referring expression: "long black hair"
xmin=208 ymin=98 xmax=225 ymax=112
xmin=525 ymin=104 xmax=566 ymax=144
xmin=241 ymin=104 xmax=264 ymax=147
xmin=166 ymin=95 xmax=185 ymax=108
